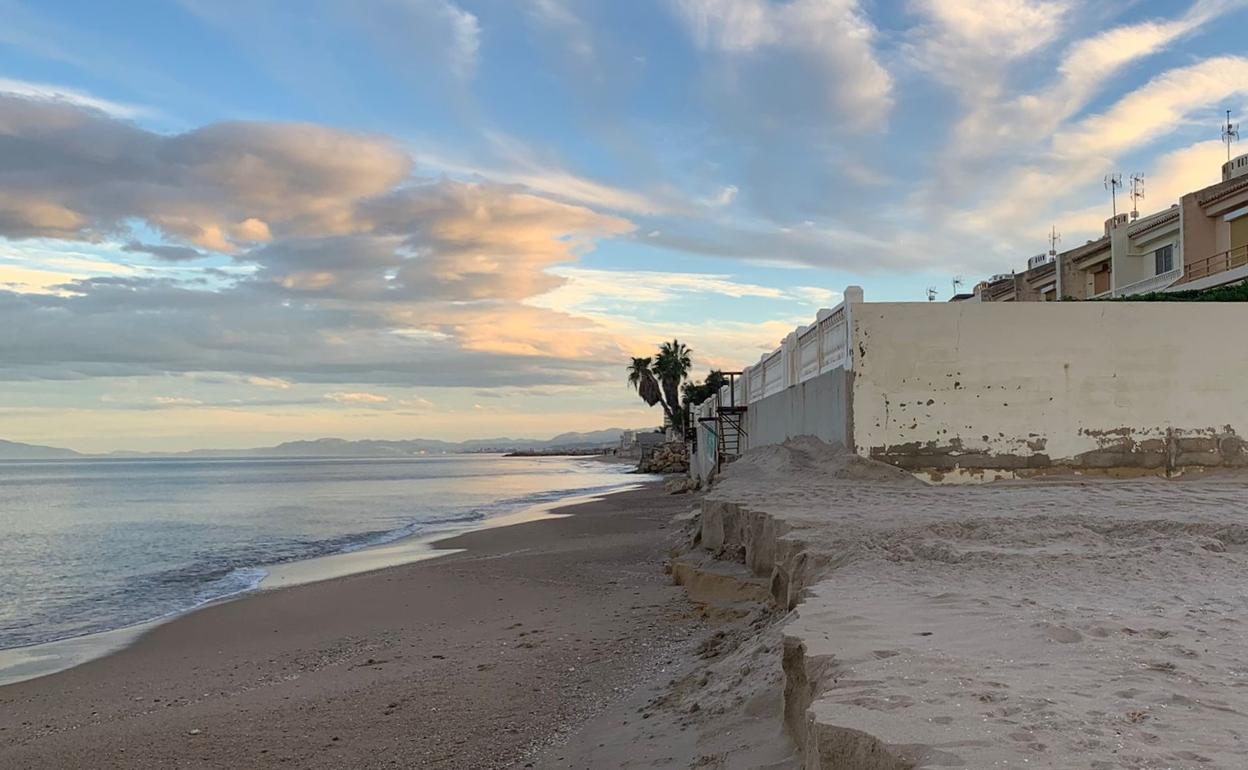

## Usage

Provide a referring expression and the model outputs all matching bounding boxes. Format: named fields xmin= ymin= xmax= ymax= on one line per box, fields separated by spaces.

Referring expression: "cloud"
xmin=350 ymin=0 xmax=481 ymax=79
xmin=908 ymin=0 xmax=1070 ymax=81
xmin=938 ymin=55 xmax=1248 ymax=255
xmin=359 ymin=181 xmax=634 ymax=301
xmin=0 ymin=77 xmax=147 ymax=118
xmin=1054 ymin=56 xmax=1248 ymax=160
xmin=673 ymin=0 xmax=894 ymax=130
xmin=397 ymin=396 xmax=435 ymax=410
xmin=702 ymin=184 xmax=739 ymax=207
xmin=122 ymin=241 xmax=206 ymax=262
xmin=0 ymin=93 xmax=412 ymax=247
xmin=415 ymin=134 xmax=673 ymax=215
xmin=179 ymin=0 xmax=481 ymax=87
xmin=533 ymin=267 xmax=788 ymax=314
xmin=0 ymin=96 xmax=643 ymax=389
xmin=325 ymin=391 xmax=390 ymax=405
xmin=925 ymin=2 xmax=1246 ymax=214
xmin=246 ymin=376 xmax=293 ymax=390
xmin=527 ymin=0 xmax=594 ymax=62
xmin=151 ymin=396 xmax=203 ymax=407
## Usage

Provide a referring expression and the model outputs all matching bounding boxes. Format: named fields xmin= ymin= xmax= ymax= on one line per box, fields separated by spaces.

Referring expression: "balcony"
xmin=1112 ymin=268 xmax=1183 ymax=297
xmin=1176 ymin=244 xmax=1248 ymax=288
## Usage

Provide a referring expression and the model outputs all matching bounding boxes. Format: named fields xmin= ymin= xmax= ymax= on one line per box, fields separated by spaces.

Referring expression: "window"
xmin=1154 ymin=244 xmax=1174 ymax=275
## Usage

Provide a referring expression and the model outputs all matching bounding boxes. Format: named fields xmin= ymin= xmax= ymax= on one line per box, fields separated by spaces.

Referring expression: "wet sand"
xmin=0 ymin=484 xmax=705 ymax=770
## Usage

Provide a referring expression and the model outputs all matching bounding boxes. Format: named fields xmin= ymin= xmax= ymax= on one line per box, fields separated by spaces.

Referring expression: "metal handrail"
xmin=1177 ymin=244 xmax=1248 ymax=284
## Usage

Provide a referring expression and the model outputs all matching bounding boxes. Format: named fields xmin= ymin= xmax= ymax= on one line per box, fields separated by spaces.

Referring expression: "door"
xmin=1232 ymin=214 xmax=1248 ymax=250
xmin=1093 ymin=263 xmax=1111 ymax=295
xmin=1231 ymin=214 xmax=1248 ymax=271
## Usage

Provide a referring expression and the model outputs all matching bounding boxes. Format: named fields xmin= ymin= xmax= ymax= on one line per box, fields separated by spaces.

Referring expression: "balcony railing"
xmin=1177 ymin=244 xmax=1248 ymax=285
xmin=1112 ymin=268 xmax=1183 ymax=297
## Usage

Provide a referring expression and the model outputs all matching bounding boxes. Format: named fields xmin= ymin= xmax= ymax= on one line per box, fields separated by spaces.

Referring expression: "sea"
xmin=0 ymin=454 xmax=639 ymax=657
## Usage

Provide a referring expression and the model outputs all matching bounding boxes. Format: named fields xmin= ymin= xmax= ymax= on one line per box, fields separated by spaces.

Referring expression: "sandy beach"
xmin=0 ymin=484 xmax=706 ymax=770
xmin=688 ymin=438 xmax=1248 ymax=769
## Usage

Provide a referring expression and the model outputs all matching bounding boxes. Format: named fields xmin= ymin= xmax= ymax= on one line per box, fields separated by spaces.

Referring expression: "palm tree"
xmin=652 ymin=339 xmax=693 ymax=438
xmin=653 ymin=340 xmax=692 ymax=407
xmin=627 ymin=356 xmax=662 ymax=407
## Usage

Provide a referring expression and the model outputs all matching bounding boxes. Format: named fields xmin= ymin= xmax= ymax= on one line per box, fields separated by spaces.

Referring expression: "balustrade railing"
xmin=1177 ymin=245 xmax=1248 ymax=285
xmin=709 ymin=287 xmax=860 ymax=410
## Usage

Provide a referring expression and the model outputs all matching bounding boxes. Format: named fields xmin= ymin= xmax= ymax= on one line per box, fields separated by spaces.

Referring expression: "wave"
xmin=0 ymin=465 xmax=639 ymax=652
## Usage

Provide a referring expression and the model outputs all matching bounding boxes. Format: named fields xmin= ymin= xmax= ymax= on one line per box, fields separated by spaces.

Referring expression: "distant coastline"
xmin=502 ymin=448 xmax=616 ymax=458
xmin=0 ymin=428 xmax=653 ymax=461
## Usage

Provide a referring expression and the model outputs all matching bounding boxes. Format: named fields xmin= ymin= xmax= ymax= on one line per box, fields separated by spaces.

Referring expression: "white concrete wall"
xmin=744 ymin=368 xmax=851 ymax=451
xmin=850 ymin=302 xmax=1248 ymax=477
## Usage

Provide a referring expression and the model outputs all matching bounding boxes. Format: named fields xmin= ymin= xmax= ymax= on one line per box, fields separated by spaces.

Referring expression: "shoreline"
xmin=0 ymin=479 xmax=648 ymax=689
xmin=0 ymin=482 xmax=703 ymax=770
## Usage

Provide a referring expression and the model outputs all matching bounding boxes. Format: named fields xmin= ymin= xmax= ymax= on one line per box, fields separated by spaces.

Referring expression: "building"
xmin=618 ymin=429 xmax=665 ymax=459
xmin=974 ymin=256 xmax=1060 ymax=303
xmin=972 ymin=273 xmax=1018 ymax=302
xmin=973 ymin=152 xmax=1242 ymax=300
xmin=1018 ymin=254 xmax=1058 ymax=301
xmin=1170 ymin=152 xmax=1248 ymax=292
xmin=1058 ymin=235 xmax=1112 ymax=299
xmin=1110 ymin=205 xmax=1183 ymax=297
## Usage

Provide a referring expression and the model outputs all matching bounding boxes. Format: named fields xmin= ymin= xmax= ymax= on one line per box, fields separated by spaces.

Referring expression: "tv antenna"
xmin=951 ymin=275 xmax=963 ymax=295
xmin=1104 ymin=173 xmax=1123 ymax=218
xmin=1129 ymin=173 xmax=1145 ymax=220
xmin=1048 ymin=226 xmax=1061 ymax=258
xmin=1224 ymin=109 xmax=1240 ymax=163
xmin=926 ymin=287 xmax=938 ymax=302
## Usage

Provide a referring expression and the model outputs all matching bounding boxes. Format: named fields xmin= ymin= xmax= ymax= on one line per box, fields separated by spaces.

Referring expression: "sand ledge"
xmin=671 ymin=437 xmax=1248 ymax=769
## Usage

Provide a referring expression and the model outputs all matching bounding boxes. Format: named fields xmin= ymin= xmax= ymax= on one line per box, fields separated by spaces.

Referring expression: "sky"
xmin=1 ymin=0 xmax=1247 ymax=452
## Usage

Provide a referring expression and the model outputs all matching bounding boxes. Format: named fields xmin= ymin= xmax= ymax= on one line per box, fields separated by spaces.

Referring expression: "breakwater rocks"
xmin=640 ymin=441 xmax=689 ymax=474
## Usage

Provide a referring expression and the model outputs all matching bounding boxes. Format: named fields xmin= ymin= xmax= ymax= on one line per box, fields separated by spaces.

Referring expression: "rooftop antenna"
xmin=951 ymin=275 xmax=963 ymax=295
xmin=1228 ymin=108 xmax=1238 ymax=163
xmin=926 ymin=287 xmax=938 ymax=302
xmin=1104 ymin=173 xmax=1123 ymax=218
xmin=1048 ymin=226 xmax=1061 ymax=258
xmin=1129 ymin=173 xmax=1144 ymax=220
xmin=1223 ymin=109 xmax=1240 ymax=163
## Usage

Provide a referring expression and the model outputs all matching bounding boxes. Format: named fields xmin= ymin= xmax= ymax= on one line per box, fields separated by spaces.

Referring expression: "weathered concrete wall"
xmin=745 ymin=368 xmax=851 ymax=452
xmin=851 ymin=302 xmax=1248 ymax=479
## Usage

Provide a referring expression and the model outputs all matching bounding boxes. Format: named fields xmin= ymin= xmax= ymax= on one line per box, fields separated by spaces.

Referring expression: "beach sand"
xmin=688 ymin=438 xmax=1248 ymax=769
xmin=0 ymin=484 xmax=708 ymax=770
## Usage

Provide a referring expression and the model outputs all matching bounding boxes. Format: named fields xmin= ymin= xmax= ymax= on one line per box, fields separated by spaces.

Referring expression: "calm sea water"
xmin=0 ymin=455 xmax=636 ymax=651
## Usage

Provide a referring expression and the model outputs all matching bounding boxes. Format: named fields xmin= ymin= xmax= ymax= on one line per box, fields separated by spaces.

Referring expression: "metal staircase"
xmin=698 ymin=371 xmax=747 ymax=473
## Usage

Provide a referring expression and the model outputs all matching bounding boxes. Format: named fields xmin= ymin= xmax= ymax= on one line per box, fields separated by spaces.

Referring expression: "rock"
xmin=641 ymin=441 xmax=690 ymax=474
xmin=664 ymin=476 xmax=700 ymax=494
xmin=188 ymin=729 xmax=202 ymax=736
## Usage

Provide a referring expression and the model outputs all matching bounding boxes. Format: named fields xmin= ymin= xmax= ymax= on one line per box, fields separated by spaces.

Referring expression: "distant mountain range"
xmin=0 ymin=439 xmax=85 ymax=460
xmin=0 ymin=429 xmax=635 ymax=460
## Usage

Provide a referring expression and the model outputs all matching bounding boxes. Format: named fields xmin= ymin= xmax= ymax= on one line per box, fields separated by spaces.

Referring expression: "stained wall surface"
xmin=850 ymin=302 xmax=1248 ymax=478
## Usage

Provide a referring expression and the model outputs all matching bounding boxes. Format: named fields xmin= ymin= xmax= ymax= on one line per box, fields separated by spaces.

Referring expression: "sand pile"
xmin=717 ymin=435 xmax=923 ymax=489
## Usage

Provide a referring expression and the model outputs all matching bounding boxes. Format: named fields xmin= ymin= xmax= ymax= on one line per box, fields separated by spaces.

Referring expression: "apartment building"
xmin=971 ymin=150 xmax=1248 ymax=301
xmin=1171 ymin=153 xmax=1248 ymax=291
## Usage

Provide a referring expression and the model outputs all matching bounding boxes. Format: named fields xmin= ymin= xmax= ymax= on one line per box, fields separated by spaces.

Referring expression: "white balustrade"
xmin=708 ymin=286 xmax=860 ymax=410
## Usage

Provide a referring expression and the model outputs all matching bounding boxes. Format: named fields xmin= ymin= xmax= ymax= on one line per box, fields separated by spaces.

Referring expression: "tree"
xmin=627 ymin=356 xmax=662 ymax=407
xmin=681 ymin=369 xmax=727 ymax=408
xmin=652 ymin=339 xmax=692 ymax=415
xmin=626 ymin=341 xmax=694 ymax=439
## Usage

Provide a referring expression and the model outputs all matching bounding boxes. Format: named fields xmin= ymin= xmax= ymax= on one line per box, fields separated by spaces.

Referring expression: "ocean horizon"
xmin=0 ymin=454 xmax=640 ymax=655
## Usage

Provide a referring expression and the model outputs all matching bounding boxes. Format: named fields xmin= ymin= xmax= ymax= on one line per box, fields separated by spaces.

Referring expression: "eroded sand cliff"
xmin=545 ymin=437 xmax=1248 ymax=769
